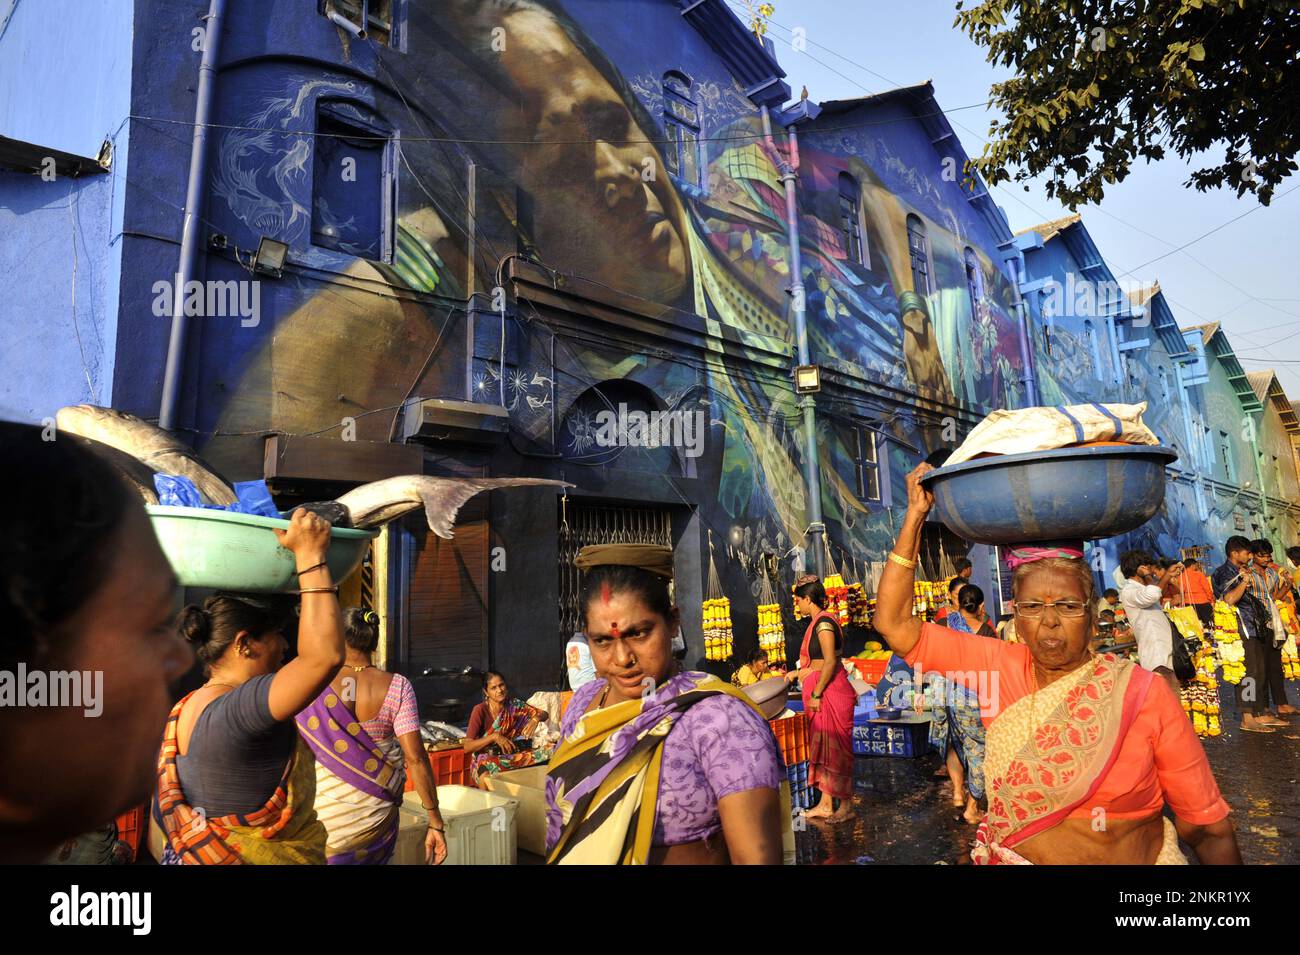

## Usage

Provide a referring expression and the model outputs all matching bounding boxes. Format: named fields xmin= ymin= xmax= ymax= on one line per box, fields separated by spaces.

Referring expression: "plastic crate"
xmin=851 ymin=717 xmax=929 ymax=758
xmin=392 ymin=786 xmax=517 ymax=865
xmin=785 ymin=760 xmax=820 ymax=811
xmin=114 ymin=806 xmax=146 ymax=861
xmin=404 ymin=745 xmax=471 ymax=792
xmin=768 ymin=713 xmax=810 ymax=766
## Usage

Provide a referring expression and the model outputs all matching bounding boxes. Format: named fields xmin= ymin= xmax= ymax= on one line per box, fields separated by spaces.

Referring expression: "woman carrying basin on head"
xmin=152 ymin=509 xmax=345 ymax=864
xmin=546 ymin=544 xmax=784 ymax=864
xmin=871 ymin=463 xmax=1240 ymax=865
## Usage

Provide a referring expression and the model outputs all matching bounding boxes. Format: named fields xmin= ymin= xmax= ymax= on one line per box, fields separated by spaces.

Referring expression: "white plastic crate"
xmin=391 ymin=785 xmax=518 ymax=865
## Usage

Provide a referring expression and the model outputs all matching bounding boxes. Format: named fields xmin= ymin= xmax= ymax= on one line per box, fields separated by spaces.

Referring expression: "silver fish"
xmin=55 ymin=405 xmax=238 ymax=506
xmin=63 ymin=434 xmax=160 ymax=504
xmin=335 ymin=476 xmax=573 ymax=538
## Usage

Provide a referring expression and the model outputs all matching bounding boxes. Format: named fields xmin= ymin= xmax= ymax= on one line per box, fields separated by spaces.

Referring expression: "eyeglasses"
xmin=1015 ymin=600 xmax=1087 ymax=618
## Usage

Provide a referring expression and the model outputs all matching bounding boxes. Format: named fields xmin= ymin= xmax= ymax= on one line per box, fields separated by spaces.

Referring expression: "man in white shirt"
xmin=1118 ymin=549 xmax=1183 ymax=697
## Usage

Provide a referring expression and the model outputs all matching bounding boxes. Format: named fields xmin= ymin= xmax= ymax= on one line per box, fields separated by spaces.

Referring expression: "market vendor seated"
xmin=463 ymin=671 xmax=553 ymax=787
xmin=731 ymin=649 xmax=773 ymax=687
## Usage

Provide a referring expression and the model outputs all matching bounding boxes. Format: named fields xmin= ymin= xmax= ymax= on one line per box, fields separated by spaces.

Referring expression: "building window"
xmin=1219 ymin=431 xmax=1234 ymax=482
xmin=963 ymin=247 xmax=984 ymax=317
xmin=311 ymin=102 xmax=393 ymax=261
xmin=838 ymin=172 xmax=868 ymax=267
xmin=855 ymin=427 xmax=881 ymax=503
xmin=906 ymin=214 xmax=931 ymax=295
xmin=662 ymin=71 xmax=703 ymax=190
xmin=320 ymin=0 xmax=395 ymax=47
xmin=1085 ymin=320 xmax=1103 ymax=381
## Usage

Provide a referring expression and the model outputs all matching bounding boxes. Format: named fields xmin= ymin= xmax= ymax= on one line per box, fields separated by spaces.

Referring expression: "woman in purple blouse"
xmin=546 ymin=544 xmax=784 ymax=864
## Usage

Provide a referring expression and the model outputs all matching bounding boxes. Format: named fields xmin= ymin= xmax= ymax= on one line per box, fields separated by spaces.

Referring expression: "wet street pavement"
xmin=796 ymin=687 xmax=1300 ymax=865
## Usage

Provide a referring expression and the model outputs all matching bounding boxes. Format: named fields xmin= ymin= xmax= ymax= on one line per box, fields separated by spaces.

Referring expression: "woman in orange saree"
xmin=871 ymin=464 xmax=1242 ymax=865
xmin=787 ymin=575 xmax=856 ymax=823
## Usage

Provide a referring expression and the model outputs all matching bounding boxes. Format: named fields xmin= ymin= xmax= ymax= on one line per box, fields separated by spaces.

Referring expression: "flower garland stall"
xmin=1167 ymin=605 xmax=1220 ymax=738
xmin=756 ymin=557 xmax=784 ymax=667
xmin=703 ymin=530 xmax=734 ymax=663
xmin=1212 ymin=600 xmax=1246 ymax=685
xmin=1278 ymin=601 xmax=1300 ymax=680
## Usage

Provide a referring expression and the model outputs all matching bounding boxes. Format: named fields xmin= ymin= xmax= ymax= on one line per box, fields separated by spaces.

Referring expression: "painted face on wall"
xmin=496 ymin=9 xmax=689 ymax=302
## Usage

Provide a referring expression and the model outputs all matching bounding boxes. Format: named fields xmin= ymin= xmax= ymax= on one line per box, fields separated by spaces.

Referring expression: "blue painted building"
xmin=2 ymin=0 xmax=1296 ymax=698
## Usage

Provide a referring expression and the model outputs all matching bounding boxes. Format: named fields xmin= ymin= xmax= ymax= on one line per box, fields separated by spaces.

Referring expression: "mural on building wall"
xmin=197 ymin=0 xmax=1040 ymax=578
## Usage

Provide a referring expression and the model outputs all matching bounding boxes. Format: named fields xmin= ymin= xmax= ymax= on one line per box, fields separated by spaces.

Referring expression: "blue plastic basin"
xmin=919 ymin=445 xmax=1177 ymax=545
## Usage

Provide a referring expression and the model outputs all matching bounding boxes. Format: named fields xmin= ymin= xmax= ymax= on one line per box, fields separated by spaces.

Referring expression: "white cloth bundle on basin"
xmin=945 ymin=402 xmax=1159 ymax=466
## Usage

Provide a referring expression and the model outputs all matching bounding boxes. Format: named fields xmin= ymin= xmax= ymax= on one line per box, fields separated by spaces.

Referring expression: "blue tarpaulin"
xmin=153 ymin=474 xmax=282 ymax=519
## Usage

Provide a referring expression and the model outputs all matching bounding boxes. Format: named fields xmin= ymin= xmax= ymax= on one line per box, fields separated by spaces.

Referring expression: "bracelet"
xmin=295 ymin=561 xmax=327 ymax=577
xmin=888 ymin=551 xmax=917 ymax=569
xmin=428 ymin=824 xmax=444 ymax=832
xmin=295 ymin=586 xmax=339 ymax=595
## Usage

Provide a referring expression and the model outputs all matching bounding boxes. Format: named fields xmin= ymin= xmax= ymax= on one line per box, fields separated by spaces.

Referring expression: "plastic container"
xmin=919 ymin=445 xmax=1177 ymax=544
xmin=145 ymin=505 xmax=377 ymax=592
xmin=482 ymin=765 xmax=549 ymax=857
xmin=403 ymin=745 xmax=471 ymax=792
xmin=391 ymin=786 xmax=517 ymax=865
xmin=768 ymin=713 xmax=810 ymax=766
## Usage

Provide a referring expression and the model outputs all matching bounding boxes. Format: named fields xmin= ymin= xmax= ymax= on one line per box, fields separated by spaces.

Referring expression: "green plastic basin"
xmin=146 ymin=505 xmax=378 ymax=593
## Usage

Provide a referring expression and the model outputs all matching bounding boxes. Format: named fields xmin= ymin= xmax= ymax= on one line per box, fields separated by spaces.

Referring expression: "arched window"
xmin=963 ymin=247 xmax=984 ymax=317
xmin=838 ymin=172 xmax=869 ymax=267
xmin=906 ymin=214 xmax=930 ymax=295
xmin=662 ymin=71 xmax=702 ymax=190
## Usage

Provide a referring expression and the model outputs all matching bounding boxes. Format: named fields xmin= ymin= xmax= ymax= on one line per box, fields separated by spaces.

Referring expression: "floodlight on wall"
xmin=252 ymin=237 xmax=289 ymax=278
xmin=794 ymin=364 xmax=822 ymax=394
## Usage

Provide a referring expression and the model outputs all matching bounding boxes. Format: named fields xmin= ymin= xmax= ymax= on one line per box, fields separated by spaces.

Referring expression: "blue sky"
xmin=725 ymin=0 xmax=1300 ymax=396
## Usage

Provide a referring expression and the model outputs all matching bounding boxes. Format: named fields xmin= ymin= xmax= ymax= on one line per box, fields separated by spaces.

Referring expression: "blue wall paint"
xmin=0 ymin=0 xmax=134 ymax=421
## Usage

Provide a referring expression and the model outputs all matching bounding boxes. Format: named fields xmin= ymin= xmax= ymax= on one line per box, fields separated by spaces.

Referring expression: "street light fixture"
xmin=794 ymin=364 xmax=821 ymax=394
xmin=252 ymin=236 xmax=289 ymax=278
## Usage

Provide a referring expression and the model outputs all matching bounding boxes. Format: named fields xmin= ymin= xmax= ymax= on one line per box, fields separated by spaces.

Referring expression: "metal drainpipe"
xmin=762 ymin=105 xmax=825 ymax=576
xmin=159 ymin=0 xmax=227 ymax=432
xmin=1008 ymin=253 xmax=1039 ymax=406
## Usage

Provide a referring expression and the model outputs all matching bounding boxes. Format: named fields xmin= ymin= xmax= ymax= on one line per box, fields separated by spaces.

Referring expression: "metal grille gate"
xmin=558 ymin=500 xmax=673 ymax=642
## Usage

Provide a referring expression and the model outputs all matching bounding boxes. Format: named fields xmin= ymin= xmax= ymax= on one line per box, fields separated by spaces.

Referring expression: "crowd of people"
xmin=3 ymin=421 xmax=1291 ymax=866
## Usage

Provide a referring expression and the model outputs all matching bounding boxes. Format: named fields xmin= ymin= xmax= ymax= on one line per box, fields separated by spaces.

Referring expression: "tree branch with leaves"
xmin=955 ymin=0 xmax=1298 ymax=207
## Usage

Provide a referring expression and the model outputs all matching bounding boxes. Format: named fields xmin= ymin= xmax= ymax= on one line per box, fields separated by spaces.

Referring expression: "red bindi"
xmin=609 ymin=622 xmax=620 ymax=639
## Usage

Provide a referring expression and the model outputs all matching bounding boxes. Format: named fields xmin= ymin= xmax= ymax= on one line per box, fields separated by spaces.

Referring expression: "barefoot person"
xmin=872 ymin=463 xmax=1240 ymax=865
xmin=787 ymin=575 xmax=856 ymax=823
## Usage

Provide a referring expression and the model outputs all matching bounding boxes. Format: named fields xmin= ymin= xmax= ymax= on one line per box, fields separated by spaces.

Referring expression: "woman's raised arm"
xmin=873 ymin=464 xmax=934 ymax=657
xmin=267 ymin=508 xmax=346 ymax=721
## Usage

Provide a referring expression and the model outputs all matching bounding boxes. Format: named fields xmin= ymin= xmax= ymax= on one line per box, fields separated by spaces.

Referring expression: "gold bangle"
xmin=296 ymin=586 xmax=339 ymax=595
xmin=888 ymin=552 xmax=917 ymax=569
